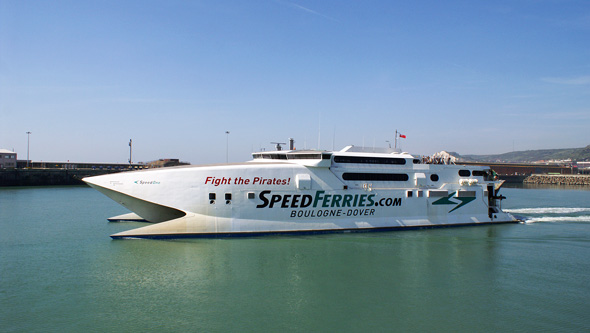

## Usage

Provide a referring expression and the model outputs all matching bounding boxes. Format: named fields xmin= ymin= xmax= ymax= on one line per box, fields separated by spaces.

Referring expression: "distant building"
xmin=577 ymin=161 xmax=590 ymax=175
xmin=0 ymin=149 xmax=17 ymax=168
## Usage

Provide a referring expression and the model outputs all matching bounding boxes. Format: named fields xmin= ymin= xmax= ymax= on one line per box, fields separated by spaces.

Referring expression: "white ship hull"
xmin=84 ymin=146 xmax=518 ymax=239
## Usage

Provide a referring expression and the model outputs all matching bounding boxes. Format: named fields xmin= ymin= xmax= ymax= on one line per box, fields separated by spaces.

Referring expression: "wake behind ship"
xmin=83 ymin=144 xmax=518 ymax=239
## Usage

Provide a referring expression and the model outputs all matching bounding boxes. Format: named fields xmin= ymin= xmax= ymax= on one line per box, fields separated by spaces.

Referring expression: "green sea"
xmin=1 ymin=185 xmax=589 ymax=332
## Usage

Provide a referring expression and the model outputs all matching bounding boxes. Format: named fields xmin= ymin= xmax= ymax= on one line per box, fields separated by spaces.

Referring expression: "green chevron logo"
xmin=432 ymin=192 xmax=476 ymax=213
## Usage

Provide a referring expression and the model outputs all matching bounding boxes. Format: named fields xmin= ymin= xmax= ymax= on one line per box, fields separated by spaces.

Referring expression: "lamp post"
xmin=26 ymin=131 xmax=31 ymax=168
xmin=225 ymin=131 xmax=230 ymax=163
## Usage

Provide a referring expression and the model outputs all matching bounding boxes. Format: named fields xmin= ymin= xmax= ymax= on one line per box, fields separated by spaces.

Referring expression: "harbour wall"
xmin=524 ymin=174 xmax=590 ymax=186
xmin=0 ymin=169 xmax=125 ymax=187
xmin=497 ymin=175 xmax=527 ymax=183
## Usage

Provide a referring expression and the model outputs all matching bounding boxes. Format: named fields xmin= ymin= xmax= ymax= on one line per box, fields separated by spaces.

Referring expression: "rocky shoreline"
xmin=524 ymin=174 xmax=590 ymax=186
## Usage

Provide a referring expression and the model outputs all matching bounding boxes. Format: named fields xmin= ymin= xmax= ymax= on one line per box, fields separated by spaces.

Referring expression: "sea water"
xmin=1 ymin=185 xmax=589 ymax=332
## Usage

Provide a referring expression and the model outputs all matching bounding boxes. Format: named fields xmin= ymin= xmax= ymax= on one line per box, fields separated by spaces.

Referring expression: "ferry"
xmin=83 ymin=141 xmax=518 ymax=239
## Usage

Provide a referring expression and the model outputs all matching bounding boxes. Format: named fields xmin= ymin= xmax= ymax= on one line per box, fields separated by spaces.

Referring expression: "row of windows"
xmin=289 ymin=153 xmax=332 ymax=160
xmin=341 ymin=171 xmax=486 ymax=182
xmin=252 ymin=154 xmax=288 ymax=160
xmin=334 ymin=156 xmax=407 ymax=165
xmin=0 ymin=155 xmax=16 ymax=159
xmin=252 ymin=153 xmax=332 ymax=160
xmin=342 ymin=173 xmax=410 ymax=181
xmin=459 ymin=170 xmax=487 ymax=177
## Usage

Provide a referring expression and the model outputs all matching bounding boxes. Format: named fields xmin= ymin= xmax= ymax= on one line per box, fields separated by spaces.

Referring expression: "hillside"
xmin=453 ymin=145 xmax=590 ymax=163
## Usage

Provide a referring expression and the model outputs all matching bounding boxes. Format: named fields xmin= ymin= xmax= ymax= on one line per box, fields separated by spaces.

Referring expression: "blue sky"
xmin=1 ymin=0 xmax=589 ymax=164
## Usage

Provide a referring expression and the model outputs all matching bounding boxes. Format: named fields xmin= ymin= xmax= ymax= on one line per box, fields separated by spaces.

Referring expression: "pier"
xmin=1 ymin=159 xmax=191 ymax=186
xmin=1 ymin=161 xmax=147 ymax=186
xmin=524 ymin=174 xmax=590 ymax=186
xmin=0 ymin=168 xmax=128 ymax=186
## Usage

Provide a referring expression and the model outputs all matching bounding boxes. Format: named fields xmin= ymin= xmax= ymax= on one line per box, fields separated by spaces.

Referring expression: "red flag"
xmin=399 ymin=134 xmax=406 ymax=138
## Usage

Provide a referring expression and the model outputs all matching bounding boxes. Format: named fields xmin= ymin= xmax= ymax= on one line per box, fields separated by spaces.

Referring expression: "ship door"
xmin=296 ymin=174 xmax=311 ymax=190
xmin=487 ymin=184 xmax=495 ymax=218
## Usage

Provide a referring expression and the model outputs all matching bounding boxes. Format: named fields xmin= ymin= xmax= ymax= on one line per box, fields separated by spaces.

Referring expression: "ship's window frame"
xmin=225 ymin=193 xmax=232 ymax=201
xmin=430 ymin=174 xmax=439 ymax=182
xmin=209 ymin=193 xmax=216 ymax=200
xmin=286 ymin=153 xmax=332 ymax=160
xmin=472 ymin=170 xmax=487 ymax=177
xmin=333 ymin=156 xmax=407 ymax=165
xmin=459 ymin=170 xmax=471 ymax=177
xmin=342 ymin=173 xmax=409 ymax=181
xmin=253 ymin=152 xmax=333 ymax=160
xmin=287 ymin=153 xmax=321 ymax=160
xmin=252 ymin=153 xmax=287 ymax=160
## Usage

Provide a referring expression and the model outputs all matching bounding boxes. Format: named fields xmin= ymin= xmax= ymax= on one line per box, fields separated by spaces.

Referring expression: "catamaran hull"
xmin=108 ymin=213 xmax=517 ymax=239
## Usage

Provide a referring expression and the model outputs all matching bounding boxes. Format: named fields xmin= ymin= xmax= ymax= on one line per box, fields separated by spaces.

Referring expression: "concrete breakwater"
xmin=0 ymin=169 xmax=124 ymax=186
xmin=524 ymin=174 xmax=590 ymax=186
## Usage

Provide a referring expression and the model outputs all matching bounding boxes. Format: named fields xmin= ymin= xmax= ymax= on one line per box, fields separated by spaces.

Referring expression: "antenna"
xmin=318 ymin=113 xmax=321 ymax=150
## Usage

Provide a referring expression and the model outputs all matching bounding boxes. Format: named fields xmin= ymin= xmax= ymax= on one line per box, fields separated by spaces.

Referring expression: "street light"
xmin=26 ymin=131 xmax=31 ymax=168
xmin=129 ymin=139 xmax=133 ymax=164
xmin=225 ymin=131 xmax=230 ymax=163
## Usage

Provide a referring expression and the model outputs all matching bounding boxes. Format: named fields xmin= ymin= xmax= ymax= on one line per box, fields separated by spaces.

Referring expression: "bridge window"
xmin=459 ymin=170 xmax=471 ymax=177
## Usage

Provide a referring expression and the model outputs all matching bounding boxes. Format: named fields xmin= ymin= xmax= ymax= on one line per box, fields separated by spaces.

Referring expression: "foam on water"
xmin=505 ymin=207 xmax=590 ymax=224
xmin=505 ymin=207 xmax=590 ymax=214
xmin=523 ymin=216 xmax=590 ymax=223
